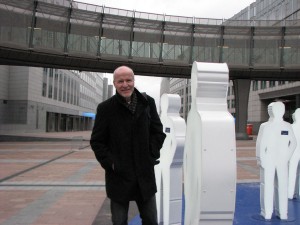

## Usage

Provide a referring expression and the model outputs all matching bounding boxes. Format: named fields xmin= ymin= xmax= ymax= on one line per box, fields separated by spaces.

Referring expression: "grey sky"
xmin=78 ymin=0 xmax=255 ymax=107
xmin=78 ymin=0 xmax=255 ymax=19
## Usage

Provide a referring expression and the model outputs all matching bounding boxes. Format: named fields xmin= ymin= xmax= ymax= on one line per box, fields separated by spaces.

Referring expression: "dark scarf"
xmin=117 ymin=91 xmax=137 ymax=114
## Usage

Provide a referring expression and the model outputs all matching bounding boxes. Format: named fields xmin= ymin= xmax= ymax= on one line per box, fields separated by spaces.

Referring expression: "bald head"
xmin=113 ymin=66 xmax=135 ymax=100
xmin=113 ymin=66 xmax=134 ymax=81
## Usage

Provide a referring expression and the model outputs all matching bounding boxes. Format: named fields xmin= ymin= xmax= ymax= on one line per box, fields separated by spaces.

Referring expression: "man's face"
xmin=113 ymin=68 xmax=135 ymax=99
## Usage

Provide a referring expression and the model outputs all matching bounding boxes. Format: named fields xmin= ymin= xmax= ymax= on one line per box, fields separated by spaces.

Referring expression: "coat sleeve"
xmin=90 ymin=103 xmax=113 ymax=170
xmin=148 ymin=96 xmax=166 ymax=162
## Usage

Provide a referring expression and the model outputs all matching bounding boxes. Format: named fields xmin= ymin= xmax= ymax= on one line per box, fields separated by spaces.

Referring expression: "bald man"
xmin=91 ymin=66 xmax=166 ymax=225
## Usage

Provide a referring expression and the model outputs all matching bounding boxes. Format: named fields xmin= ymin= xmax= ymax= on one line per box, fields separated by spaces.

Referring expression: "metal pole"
xmin=29 ymin=0 xmax=38 ymax=49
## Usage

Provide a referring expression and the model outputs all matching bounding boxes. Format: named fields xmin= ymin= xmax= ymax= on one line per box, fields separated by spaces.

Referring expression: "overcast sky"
xmin=78 ymin=0 xmax=255 ymax=107
xmin=78 ymin=0 xmax=255 ymax=19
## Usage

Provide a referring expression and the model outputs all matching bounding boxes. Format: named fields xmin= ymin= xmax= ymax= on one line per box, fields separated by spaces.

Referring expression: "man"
xmin=90 ymin=66 xmax=166 ymax=225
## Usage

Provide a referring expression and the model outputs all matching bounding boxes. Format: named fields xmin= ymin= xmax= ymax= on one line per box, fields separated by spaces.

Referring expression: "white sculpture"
xmin=183 ymin=61 xmax=236 ymax=225
xmin=256 ymin=101 xmax=296 ymax=220
xmin=288 ymin=108 xmax=300 ymax=199
xmin=155 ymin=93 xmax=186 ymax=225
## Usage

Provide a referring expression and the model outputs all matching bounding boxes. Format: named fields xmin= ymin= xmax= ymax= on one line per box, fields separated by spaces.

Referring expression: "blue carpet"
xmin=129 ymin=183 xmax=300 ymax=225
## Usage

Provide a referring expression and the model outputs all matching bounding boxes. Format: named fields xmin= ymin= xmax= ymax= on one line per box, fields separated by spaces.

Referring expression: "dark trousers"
xmin=111 ymin=195 xmax=158 ymax=225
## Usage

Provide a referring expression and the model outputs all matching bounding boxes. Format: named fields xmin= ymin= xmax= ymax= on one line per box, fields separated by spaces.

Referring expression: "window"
xmin=42 ymin=69 xmax=47 ymax=97
xmin=260 ymin=81 xmax=267 ymax=89
xmin=48 ymin=69 xmax=53 ymax=98
xmin=269 ymin=81 xmax=276 ymax=88
xmin=252 ymin=80 xmax=258 ymax=91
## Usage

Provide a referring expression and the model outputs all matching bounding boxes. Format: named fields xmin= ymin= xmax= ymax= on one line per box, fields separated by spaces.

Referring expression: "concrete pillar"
xmin=233 ymin=79 xmax=251 ymax=140
xmin=57 ymin=113 xmax=61 ymax=131
xmin=296 ymin=94 xmax=300 ymax=109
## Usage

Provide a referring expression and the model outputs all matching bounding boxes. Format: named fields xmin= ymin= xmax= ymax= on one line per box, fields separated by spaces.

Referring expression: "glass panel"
xmin=68 ymin=8 xmax=100 ymax=56
xmin=35 ymin=2 xmax=69 ymax=52
xmin=192 ymin=25 xmax=220 ymax=63
xmin=0 ymin=1 xmax=33 ymax=48
xmin=223 ymin=27 xmax=251 ymax=65
xmin=284 ymin=27 xmax=300 ymax=67
xmin=253 ymin=27 xmax=281 ymax=66
xmin=163 ymin=22 xmax=192 ymax=63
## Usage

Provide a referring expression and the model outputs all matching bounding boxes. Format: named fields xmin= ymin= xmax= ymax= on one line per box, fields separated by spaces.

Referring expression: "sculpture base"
xmin=252 ymin=214 xmax=296 ymax=222
xmin=236 ymin=132 xmax=253 ymax=140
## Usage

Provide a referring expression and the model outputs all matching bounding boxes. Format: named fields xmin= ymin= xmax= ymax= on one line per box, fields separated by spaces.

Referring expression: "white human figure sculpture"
xmin=288 ymin=108 xmax=300 ymax=199
xmin=155 ymin=93 xmax=186 ymax=225
xmin=256 ymin=101 xmax=296 ymax=220
xmin=183 ymin=61 xmax=236 ymax=225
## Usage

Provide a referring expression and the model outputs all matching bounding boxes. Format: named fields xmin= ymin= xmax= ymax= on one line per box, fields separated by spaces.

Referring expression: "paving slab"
xmin=0 ymin=131 xmax=268 ymax=225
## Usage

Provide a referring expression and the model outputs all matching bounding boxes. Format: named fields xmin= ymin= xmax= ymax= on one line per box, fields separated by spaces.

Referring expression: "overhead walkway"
xmin=0 ymin=0 xmax=300 ymax=80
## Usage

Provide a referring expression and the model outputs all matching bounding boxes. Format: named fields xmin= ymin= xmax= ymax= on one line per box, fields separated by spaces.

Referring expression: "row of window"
xmin=42 ymin=68 xmax=80 ymax=106
xmin=251 ymin=80 xmax=295 ymax=91
xmin=42 ymin=68 xmax=102 ymax=110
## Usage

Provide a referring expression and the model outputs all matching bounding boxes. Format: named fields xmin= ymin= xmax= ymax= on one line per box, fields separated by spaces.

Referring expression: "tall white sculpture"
xmin=183 ymin=61 xmax=236 ymax=225
xmin=288 ymin=108 xmax=300 ymax=199
xmin=155 ymin=94 xmax=186 ymax=225
xmin=256 ymin=101 xmax=296 ymax=220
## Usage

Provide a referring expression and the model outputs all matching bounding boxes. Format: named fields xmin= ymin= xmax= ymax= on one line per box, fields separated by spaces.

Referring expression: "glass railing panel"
xmin=134 ymin=11 xmax=165 ymax=21
xmin=68 ymin=34 xmax=98 ymax=56
xmin=131 ymin=41 xmax=151 ymax=58
xmin=223 ymin=26 xmax=251 ymax=66
xmin=0 ymin=4 xmax=33 ymax=48
xmin=284 ymin=38 xmax=300 ymax=67
xmin=284 ymin=27 xmax=300 ymax=67
xmin=133 ymin=18 xmax=162 ymax=44
xmin=68 ymin=16 xmax=99 ymax=56
xmin=192 ymin=25 xmax=221 ymax=63
xmin=72 ymin=1 xmax=103 ymax=13
xmin=222 ymin=46 xmax=250 ymax=65
xmin=192 ymin=46 xmax=219 ymax=63
xmin=253 ymin=38 xmax=280 ymax=66
xmin=252 ymin=27 xmax=281 ymax=67
xmin=100 ymin=39 xmax=130 ymax=57
xmin=162 ymin=44 xmax=190 ymax=63
xmin=34 ymin=2 xmax=69 ymax=52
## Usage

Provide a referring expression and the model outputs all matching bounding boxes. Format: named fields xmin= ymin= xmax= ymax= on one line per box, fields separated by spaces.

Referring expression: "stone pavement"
xmin=0 ymin=131 xmax=259 ymax=225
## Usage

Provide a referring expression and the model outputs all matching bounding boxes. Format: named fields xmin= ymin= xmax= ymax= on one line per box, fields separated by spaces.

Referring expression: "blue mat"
xmin=129 ymin=183 xmax=300 ymax=225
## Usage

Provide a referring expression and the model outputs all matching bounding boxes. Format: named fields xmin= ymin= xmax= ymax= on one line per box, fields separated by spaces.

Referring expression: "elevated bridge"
xmin=0 ymin=0 xmax=300 ymax=138
xmin=0 ymin=0 xmax=300 ymax=80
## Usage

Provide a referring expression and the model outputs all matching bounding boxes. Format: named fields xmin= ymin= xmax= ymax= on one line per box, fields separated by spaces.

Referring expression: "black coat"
xmin=90 ymin=89 xmax=166 ymax=202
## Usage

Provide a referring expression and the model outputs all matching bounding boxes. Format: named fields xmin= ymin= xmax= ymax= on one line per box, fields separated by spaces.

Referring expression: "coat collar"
xmin=115 ymin=88 xmax=148 ymax=105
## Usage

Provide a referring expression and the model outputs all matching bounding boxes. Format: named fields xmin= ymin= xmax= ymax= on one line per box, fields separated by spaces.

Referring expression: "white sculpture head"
xmin=160 ymin=94 xmax=181 ymax=116
xmin=292 ymin=108 xmax=300 ymax=123
xmin=190 ymin=61 xmax=229 ymax=111
xmin=267 ymin=101 xmax=285 ymax=119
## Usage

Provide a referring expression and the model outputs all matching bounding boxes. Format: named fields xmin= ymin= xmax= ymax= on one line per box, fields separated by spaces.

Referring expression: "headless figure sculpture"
xmin=256 ymin=101 xmax=296 ymax=220
xmin=183 ymin=61 xmax=236 ymax=225
xmin=155 ymin=94 xmax=186 ymax=225
xmin=288 ymin=108 xmax=300 ymax=199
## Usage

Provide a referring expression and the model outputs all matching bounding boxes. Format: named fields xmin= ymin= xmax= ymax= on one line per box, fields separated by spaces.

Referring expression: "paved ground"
xmin=0 ymin=131 xmax=259 ymax=225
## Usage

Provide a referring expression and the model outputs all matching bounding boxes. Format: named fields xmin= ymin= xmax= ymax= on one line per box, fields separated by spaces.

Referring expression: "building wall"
xmin=248 ymin=80 xmax=300 ymax=133
xmin=230 ymin=0 xmax=300 ymax=20
xmin=107 ymin=84 xmax=114 ymax=98
xmin=169 ymin=78 xmax=191 ymax=120
xmin=102 ymin=77 xmax=108 ymax=101
xmin=8 ymin=66 xmax=29 ymax=100
xmin=0 ymin=66 xmax=104 ymax=133
xmin=0 ymin=65 xmax=9 ymax=100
